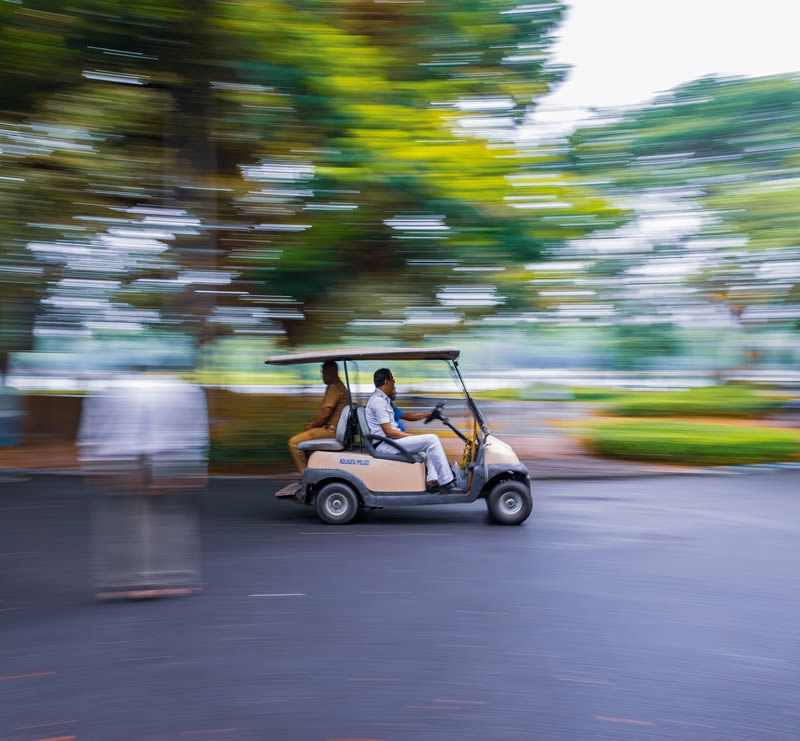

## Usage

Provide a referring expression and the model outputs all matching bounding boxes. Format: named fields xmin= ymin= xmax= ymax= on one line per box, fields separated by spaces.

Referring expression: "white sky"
xmin=524 ymin=0 xmax=800 ymax=135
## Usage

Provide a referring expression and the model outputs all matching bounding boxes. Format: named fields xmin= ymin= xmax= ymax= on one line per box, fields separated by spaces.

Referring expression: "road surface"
xmin=2 ymin=473 xmax=799 ymax=740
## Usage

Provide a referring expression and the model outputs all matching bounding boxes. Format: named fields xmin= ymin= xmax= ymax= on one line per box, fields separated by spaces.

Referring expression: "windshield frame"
xmin=448 ymin=359 xmax=490 ymax=437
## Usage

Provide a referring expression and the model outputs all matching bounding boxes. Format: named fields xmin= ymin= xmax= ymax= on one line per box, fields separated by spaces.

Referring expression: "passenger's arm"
xmin=305 ymin=405 xmax=334 ymax=430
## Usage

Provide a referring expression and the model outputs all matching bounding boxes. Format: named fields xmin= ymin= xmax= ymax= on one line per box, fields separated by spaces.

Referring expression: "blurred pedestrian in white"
xmin=78 ymin=368 xmax=208 ymax=600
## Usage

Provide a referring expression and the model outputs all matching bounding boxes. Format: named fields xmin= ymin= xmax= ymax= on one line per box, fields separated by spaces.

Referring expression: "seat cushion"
xmin=297 ymin=439 xmax=345 ymax=452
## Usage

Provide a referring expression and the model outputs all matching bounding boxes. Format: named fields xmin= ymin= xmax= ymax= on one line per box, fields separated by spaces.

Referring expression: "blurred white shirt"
xmin=78 ymin=375 xmax=208 ymax=473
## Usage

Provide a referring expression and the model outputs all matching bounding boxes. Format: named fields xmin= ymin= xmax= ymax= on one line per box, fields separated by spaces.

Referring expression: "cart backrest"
xmin=355 ymin=406 xmax=371 ymax=452
xmin=336 ymin=405 xmax=353 ymax=446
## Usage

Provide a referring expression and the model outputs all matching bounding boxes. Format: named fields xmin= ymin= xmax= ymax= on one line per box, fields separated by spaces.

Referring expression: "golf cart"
xmin=266 ymin=347 xmax=532 ymax=526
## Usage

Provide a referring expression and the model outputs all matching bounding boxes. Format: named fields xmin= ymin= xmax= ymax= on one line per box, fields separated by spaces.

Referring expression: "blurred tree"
xmin=0 ymin=0 xmax=626 ymax=359
xmin=568 ymin=74 xmax=800 ymax=330
xmin=0 ymin=2 xmax=82 ymax=379
xmin=612 ymin=323 xmax=681 ymax=372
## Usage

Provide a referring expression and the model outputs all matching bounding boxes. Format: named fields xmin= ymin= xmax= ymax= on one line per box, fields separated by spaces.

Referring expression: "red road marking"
xmin=0 ymin=671 xmax=56 ymax=681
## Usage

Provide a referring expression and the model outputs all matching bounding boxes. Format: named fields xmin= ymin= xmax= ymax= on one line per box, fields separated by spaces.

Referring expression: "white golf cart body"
xmin=266 ymin=347 xmax=532 ymax=524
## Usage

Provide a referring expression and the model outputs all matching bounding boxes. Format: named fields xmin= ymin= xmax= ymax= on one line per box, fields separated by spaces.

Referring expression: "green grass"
xmin=569 ymin=386 xmax=632 ymax=403
xmin=473 ymin=385 xmax=632 ymax=402
xmin=582 ymin=419 xmax=800 ymax=466
xmin=473 ymin=388 xmax=527 ymax=401
xmin=474 ymin=384 xmax=575 ymax=401
xmin=605 ymin=385 xmax=785 ymax=418
xmin=475 ymin=384 xmax=790 ymax=416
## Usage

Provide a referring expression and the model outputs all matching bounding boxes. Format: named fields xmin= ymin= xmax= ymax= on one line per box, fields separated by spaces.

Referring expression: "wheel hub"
xmin=326 ymin=493 xmax=346 ymax=516
xmin=501 ymin=493 xmax=522 ymax=515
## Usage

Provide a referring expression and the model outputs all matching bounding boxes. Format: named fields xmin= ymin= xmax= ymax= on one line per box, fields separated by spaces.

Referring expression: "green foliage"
xmin=583 ymin=419 xmax=800 ymax=466
xmin=568 ymin=74 xmax=800 ymax=326
xmin=473 ymin=388 xmax=526 ymax=401
xmin=209 ymin=423 xmax=293 ymax=470
xmin=570 ymin=75 xmax=800 ymax=189
xmin=605 ymin=385 xmax=784 ymax=418
xmin=613 ymin=323 xmax=682 ymax=371
xmin=473 ymin=384 xmax=636 ymax=402
xmin=0 ymin=0 xmax=628 ymax=354
xmin=474 ymin=384 xmax=574 ymax=401
xmin=569 ymin=387 xmax=632 ymax=403
xmin=207 ymin=391 xmax=316 ymax=471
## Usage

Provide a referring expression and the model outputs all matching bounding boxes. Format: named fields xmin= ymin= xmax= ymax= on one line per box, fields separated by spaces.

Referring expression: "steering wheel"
xmin=424 ymin=401 xmax=446 ymax=425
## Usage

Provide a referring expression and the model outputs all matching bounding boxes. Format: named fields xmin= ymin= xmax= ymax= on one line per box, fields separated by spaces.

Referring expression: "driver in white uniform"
xmin=365 ymin=368 xmax=457 ymax=493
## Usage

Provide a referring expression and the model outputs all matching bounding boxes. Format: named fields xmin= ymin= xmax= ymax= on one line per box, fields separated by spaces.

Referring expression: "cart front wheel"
xmin=315 ymin=482 xmax=359 ymax=525
xmin=487 ymin=480 xmax=532 ymax=525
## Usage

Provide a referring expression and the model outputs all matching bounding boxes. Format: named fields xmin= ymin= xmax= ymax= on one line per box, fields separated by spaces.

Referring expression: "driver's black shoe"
xmin=441 ymin=480 xmax=460 ymax=493
xmin=426 ymin=481 xmax=441 ymax=494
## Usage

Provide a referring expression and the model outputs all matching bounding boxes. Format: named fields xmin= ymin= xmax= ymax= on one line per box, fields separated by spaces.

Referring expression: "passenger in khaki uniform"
xmin=288 ymin=360 xmax=348 ymax=473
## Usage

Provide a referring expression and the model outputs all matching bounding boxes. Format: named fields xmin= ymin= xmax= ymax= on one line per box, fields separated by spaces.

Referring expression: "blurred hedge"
xmin=605 ymin=385 xmax=784 ymax=418
xmin=207 ymin=391 xmax=318 ymax=472
xmin=583 ymin=419 xmax=800 ymax=466
xmin=569 ymin=387 xmax=632 ymax=403
xmin=474 ymin=385 xmax=630 ymax=402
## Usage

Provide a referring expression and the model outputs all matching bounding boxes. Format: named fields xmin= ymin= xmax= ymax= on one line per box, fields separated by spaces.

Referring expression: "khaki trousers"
xmin=288 ymin=427 xmax=335 ymax=472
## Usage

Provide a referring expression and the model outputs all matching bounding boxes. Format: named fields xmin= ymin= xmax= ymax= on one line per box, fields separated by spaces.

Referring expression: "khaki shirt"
xmin=321 ymin=379 xmax=348 ymax=429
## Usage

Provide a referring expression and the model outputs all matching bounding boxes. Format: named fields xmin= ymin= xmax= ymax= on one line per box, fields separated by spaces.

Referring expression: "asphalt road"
xmin=2 ymin=473 xmax=800 ymax=741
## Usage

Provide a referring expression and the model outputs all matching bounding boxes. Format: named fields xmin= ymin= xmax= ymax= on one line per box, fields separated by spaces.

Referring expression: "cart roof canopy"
xmin=265 ymin=346 xmax=460 ymax=366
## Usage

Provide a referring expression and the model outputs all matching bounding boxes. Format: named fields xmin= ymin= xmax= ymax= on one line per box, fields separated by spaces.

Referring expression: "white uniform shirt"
xmin=78 ymin=374 xmax=209 ymax=473
xmin=365 ymin=388 xmax=397 ymax=440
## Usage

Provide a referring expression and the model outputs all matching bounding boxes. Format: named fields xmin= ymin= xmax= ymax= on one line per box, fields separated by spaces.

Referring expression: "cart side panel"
xmin=308 ymin=451 xmax=426 ymax=492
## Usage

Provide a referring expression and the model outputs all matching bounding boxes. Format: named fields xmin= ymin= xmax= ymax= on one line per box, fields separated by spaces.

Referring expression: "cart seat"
xmin=297 ymin=438 xmax=344 ymax=452
xmin=297 ymin=406 xmax=351 ymax=452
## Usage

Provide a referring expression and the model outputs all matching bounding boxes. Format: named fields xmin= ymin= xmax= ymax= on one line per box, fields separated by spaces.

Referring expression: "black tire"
xmin=315 ymin=482 xmax=359 ymax=525
xmin=486 ymin=480 xmax=532 ymax=525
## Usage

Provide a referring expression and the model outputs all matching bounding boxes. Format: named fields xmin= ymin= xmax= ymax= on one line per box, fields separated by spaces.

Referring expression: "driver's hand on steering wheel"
xmin=424 ymin=401 xmax=445 ymax=424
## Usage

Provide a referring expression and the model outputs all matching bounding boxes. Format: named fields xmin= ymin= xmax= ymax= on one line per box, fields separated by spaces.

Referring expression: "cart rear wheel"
xmin=487 ymin=480 xmax=532 ymax=525
xmin=315 ymin=482 xmax=359 ymax=525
